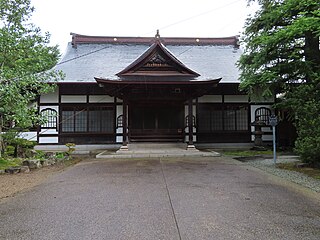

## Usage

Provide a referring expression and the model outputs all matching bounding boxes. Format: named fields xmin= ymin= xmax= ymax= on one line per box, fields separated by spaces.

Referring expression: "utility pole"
xmin=269 ymin=115 xmax=278 ymax=165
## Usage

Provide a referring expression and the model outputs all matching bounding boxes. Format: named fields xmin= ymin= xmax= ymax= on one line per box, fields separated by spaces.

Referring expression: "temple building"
xmin=31 ymin=32 xmax=283 ymax=149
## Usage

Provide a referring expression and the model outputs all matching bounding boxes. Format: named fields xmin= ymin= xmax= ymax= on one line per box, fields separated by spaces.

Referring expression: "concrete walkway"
xmin=96 ymin=143 xmax=220 ymax=158
xmin=1 ymin=156 xmax=319 ymax=240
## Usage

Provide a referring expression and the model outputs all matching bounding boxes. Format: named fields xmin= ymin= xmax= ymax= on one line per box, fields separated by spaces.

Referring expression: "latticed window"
xmin=185 ymin=115 xmax=196 ymax=127
xmin=198 ymin=104 xmax=248 ymax=132
xmin=116 ymin=115 xmax=123 ymax=128
xmin=41 ymin=108 xmax=58 ymax=129
xmin=255 ymin=107 xmax=271 ymax=125
xmin=61 ymin=106 xmax=114 ymax=133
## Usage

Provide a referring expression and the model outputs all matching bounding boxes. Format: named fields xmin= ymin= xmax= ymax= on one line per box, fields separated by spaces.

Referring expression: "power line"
xmin=54 ymin=0 xmax=243 ymax=67
xmin=144 ymin=0 xmax=242 ymax=35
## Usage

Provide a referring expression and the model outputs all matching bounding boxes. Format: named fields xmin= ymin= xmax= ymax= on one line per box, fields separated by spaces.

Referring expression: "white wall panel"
xmin=198 ymin=95 xmax=222 ymax=103
xmin=116 ymin=105 xmax=123 ymax=118
xmin=224 ymin=95 xmax=248 ymax=103
xmin=61 ymin=95 xmax=86 ymax=103
xmin=40 ymin=89 xmax=58 ymax=103
xmin=89 ymin=95 xmax=113 ymax=103
xmin=19 ymin=132 xmax=37 ymax=141
xmin=116 ymin=136 xmax=123 ymax=143
xmin=39 ymin=137 xmax=59 ymax=144
xmin=39 ymin=129 xmax=58 ymax=135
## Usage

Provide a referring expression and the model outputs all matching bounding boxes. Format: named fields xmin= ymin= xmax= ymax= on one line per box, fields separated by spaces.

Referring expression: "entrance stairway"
xmin=96 ymin=143 xmax=220 ymax=158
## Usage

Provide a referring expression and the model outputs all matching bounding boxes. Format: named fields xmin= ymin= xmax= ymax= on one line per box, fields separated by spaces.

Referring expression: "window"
xmin=61 ymin=106 xmax=114 ymax=133
xmin=41 ymin=108 xmax=58 ymax=129
xmin=198 ymin=104 xmax=248 ymax=132
xmin=255 ymin=107 xmax=271 ymax=125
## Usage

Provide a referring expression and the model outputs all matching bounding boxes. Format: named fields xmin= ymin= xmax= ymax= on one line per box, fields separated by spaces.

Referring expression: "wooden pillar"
xmin=187 ymin=99 xmax=195 ymax=149
xmin=120 ymin=99 xmax=129 ymax=150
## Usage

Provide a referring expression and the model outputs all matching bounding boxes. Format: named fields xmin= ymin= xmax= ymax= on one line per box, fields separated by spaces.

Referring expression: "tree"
xmin=238 ymin=0 xmax=320 ymax=165
xmin=0 ymin=0 xmax=63 ymax=157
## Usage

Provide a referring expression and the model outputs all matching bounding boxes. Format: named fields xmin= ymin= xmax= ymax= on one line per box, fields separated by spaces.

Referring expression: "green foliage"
xmin=0 ymin=158 xmax=22 ymax=170
xmin=34 ymin=150 xmax=46 ymax=160
xmin=55 ymin=152 xmax=66 ymax=159
xmin=65 ymin=143 xmax=76 ymax=155
xmin=287 ymin=81 xmax=320 ymax=166
xmin=4 ymin=145 xmax=15 ymax=156
xmin=0 ymin=0 xmax=64 ymax=156
xmin=239 ymin=0 xmax=320 ymax=164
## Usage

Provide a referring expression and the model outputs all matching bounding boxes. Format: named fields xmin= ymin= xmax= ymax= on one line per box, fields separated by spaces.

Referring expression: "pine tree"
xmin=239 ymin=0 xmax=320 ymax=165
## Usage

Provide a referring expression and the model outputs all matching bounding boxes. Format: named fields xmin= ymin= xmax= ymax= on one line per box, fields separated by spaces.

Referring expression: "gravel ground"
xmin=245 ymin=156 xmax=320 ymax=193
xmin=0 ymin=159 xmax=83 ymax=201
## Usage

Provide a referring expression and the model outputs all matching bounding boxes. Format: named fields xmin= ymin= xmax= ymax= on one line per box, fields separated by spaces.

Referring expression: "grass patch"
xmin=277 ymin=162 xmax=320 ymax=180
xmin=0 ymin=158 xmax=23 ymax=170
xmin=222 ymin=150 xmax=273 ymax=157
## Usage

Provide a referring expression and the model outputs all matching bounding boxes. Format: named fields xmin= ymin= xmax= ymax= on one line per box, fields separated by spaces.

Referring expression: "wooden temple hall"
xmin=34 ymin=32 xmax=279 ymax=148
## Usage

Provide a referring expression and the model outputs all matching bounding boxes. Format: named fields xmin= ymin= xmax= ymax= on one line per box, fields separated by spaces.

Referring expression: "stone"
xmin=40 ymin=160 xmax=49 ymax=167
xmin=20 ymin=166 xmax=30 ymax=173
xmin=23 ymin=160 xmax=42 ymax=169
xmin=5 ymin=167 xmax=21 ymax=174
xmin=0 ymin=169 xmax=6 ymax=174
xmin=45 ymin=152 xmax=56 ymax=160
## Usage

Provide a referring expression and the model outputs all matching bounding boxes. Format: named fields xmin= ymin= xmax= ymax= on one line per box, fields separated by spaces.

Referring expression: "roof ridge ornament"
xmin=155 ymin=29 xmax=160 ymax=39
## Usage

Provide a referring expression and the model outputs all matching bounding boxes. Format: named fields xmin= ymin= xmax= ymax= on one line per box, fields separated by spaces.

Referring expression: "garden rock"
xmin=23 ymin=160 xmax=42 ymax=169
xmin=5 ymin=167 xmax=21 ymax=174
xmin=45 ymin=152 xmax=56 ymax=160
xmin=0 ymin=169 xmax=6 ymax=174
xmin=20 ymin=166 xmax=30 ymax=173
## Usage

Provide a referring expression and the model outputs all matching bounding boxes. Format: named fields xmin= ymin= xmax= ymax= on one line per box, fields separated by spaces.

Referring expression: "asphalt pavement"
xmin=0 ymin=156 xmax=319 ymax=240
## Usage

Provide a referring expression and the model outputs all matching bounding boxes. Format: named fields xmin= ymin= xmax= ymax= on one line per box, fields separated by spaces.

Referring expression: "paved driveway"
xmin=0 ymin=157 xmax=320 ymax=240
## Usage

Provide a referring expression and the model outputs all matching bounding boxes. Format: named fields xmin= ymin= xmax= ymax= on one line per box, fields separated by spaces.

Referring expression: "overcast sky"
xmin=31 ymin=0 xmax=258 ymax=53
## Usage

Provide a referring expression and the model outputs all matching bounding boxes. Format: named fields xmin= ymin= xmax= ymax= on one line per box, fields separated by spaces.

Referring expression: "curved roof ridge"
xmin=70 ymin=33 xmax=240 ymax=48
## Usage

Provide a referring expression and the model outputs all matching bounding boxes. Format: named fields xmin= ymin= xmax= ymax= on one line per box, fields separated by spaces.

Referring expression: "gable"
xmin=117 ymin=41 xmax=200 ymax=77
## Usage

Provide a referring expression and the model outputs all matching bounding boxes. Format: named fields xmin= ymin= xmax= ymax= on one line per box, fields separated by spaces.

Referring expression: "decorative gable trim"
xmin=116 ymin=40 xmax=200 ymax=77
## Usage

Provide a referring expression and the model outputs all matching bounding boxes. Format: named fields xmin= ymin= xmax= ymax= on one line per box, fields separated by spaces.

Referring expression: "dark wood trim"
xmin=38 ymin=143 xmax=60 ymax=145
xmin=39 ymin=103 xmax=59 ymax=106
xmin=188 ymin=99 xmax=194 ymax=145
xmin=37 ymin=97 xmax=40 ymax=143
xmin=122 ymin=100 xmax=128 ymax=146
xmin=39 ymin=134 xmax=59 ymax=137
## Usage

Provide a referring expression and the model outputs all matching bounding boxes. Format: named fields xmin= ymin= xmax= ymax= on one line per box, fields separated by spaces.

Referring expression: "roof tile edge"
xmin=70 ymin=33 xmax=240 ymax=48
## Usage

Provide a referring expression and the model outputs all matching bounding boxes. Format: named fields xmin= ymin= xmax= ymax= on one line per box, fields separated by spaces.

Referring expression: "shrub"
xmin=65 ymin=143 xmax=76 ymax=155
xmin=291 ymin=82 xmax=320 ymax=167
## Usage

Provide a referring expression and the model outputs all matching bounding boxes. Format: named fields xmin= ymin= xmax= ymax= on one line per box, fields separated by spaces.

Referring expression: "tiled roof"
xmin=54 ymin=33 xmax=242 ymax=83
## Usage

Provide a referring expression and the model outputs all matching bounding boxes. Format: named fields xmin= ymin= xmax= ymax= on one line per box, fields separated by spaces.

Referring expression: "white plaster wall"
xmin=19 ymin=132 xmax=37 ymax=141
xmin=39 ymin=137 xmax=59 ymax=144
xmin=89 ymin=95 xmax=114 ymax=103
xmin=224 ymin=95 xmax=249 ymax=103
xmin=39 ymin=129 xmax=58 ymax=135
xmin=116 ymin=105 xmax=123 ymax=118
xmin=40 ymin=89 xmax=58 ymax=103
xmin=116 ymin=136 xmax=123 ymax=143
xmin=61 ymin=95 xmax=86 ymax=103
xmin=185 ymin=135 xmax=197 ymax=142
xmin=198 ymin=95 xmax=222 ymax=103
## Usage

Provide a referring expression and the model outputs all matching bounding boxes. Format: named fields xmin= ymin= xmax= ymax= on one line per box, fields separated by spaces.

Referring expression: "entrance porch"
xmin=129 ymin=102 xmax=184 ymax=142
